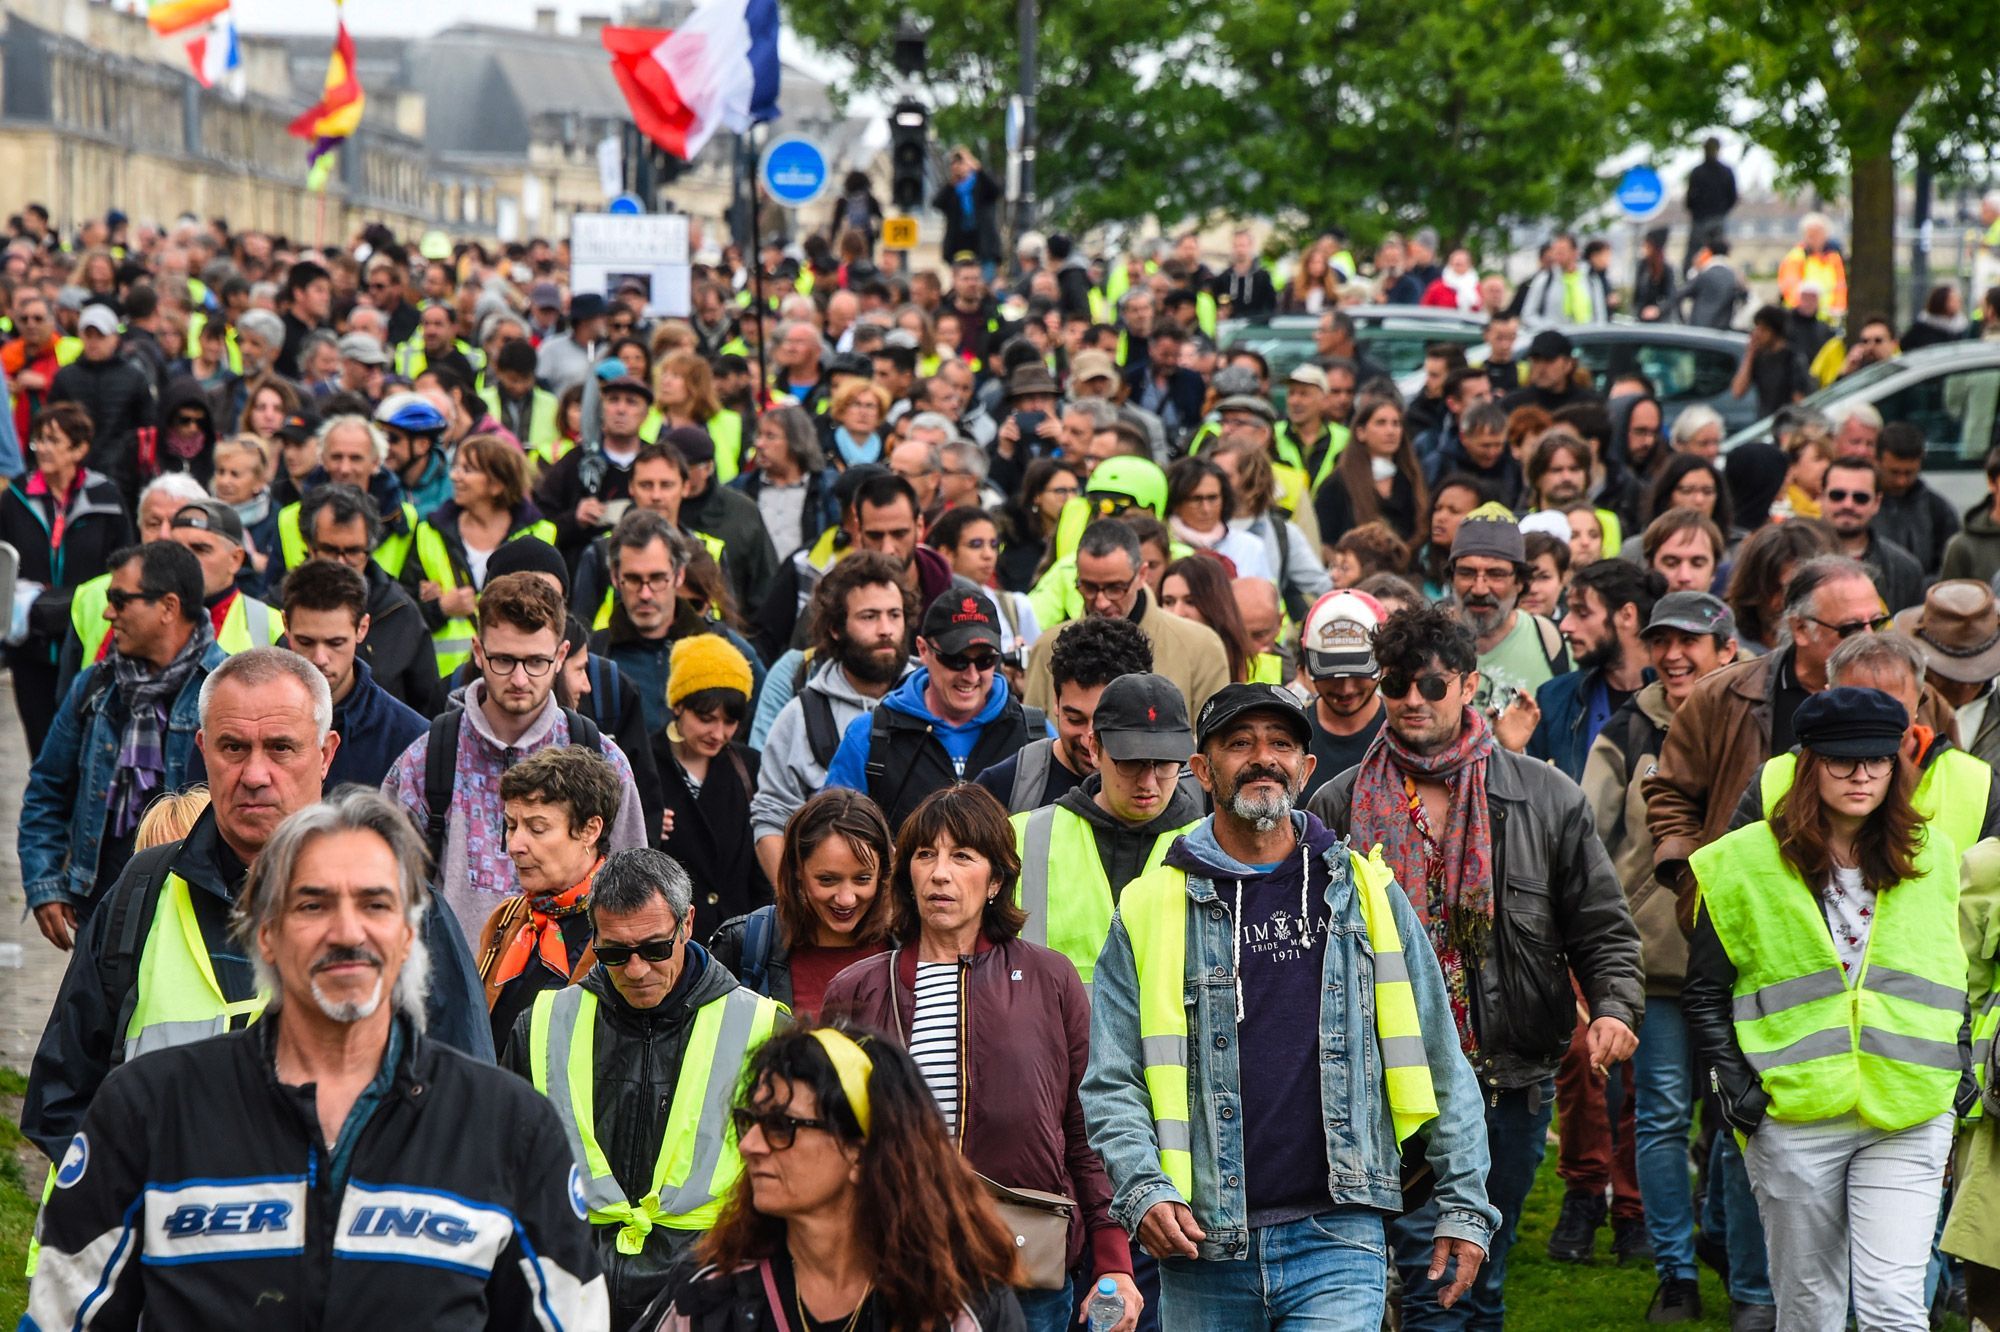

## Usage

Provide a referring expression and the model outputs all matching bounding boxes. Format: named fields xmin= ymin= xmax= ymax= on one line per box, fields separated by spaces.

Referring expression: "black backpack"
xmin=422 ymin=704 xmax=604 ymax=869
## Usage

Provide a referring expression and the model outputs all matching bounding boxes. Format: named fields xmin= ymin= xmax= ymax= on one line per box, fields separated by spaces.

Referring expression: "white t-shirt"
xmin=1823 ymin=864 xmax=1877 ymax=983
xmin=909 ymin=961 xmax=961 ymax=1136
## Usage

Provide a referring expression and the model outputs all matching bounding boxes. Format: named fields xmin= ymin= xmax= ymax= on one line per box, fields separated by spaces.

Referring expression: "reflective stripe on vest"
xmin=415 ymin=520 xmax=558 ymax=676
xmin=1116 ymin=847 xmax=1437 ymax=1198
xmin=1758 ymin=749 xmax=1990 ymax=867
xmin=529 ymin=985 xmax=780 ymax=1247
xmin=124 ymin=874 xmax=267 ymax=1061
xmin=218 ymin=595 xmax=284 ymax=654
xmin=284 ymin=501 xmax=417 ymax=579
xmin=1011 ymin=805 xmax=1188 ymax=988
xmin=1693 ymin=822 xmax=1965 ymax=1130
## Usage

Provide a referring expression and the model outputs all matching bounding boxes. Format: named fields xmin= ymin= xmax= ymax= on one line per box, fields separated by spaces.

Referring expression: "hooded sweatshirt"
xmin=824 ymin=666 xmax=1017 ymax=791
xmin=1056 ymin=771 xmax=1204 ymax=900
xmin=1168 ymin=809 xmax=1347 ymax=1226
xmin=750 ymin=656 xmax=912 ymax=842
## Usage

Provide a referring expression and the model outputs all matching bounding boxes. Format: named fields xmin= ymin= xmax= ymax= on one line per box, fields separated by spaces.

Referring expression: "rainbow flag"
xmin=287 ymin=9 xmax=365 ymax=166
xmin=147 ymin=0 xmax=229 ymax=37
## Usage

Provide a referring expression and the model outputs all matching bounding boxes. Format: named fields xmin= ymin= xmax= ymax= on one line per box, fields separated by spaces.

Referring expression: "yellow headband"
xmin=808 ymin=1028 xmax=875 ymax=1138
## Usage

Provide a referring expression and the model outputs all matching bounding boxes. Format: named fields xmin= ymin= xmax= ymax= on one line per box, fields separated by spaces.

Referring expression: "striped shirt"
xmin=910 ymin=961 xmax=961 ymax=1135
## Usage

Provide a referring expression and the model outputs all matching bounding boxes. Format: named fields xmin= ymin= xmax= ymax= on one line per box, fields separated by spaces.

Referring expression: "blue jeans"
xmin=1158 ymin=1212 xmax=1389 ymax=1331
xmin=1701 ymin=1131 xmax=1773 ymax=1305
xmin=1017 ymin=1275 xmax=1076 ymax=1332
xmin=1634 ymin=996 xmax=1698 ymax=1281
xmin=1395 ymin=1077 xmax=1555 ymax=1331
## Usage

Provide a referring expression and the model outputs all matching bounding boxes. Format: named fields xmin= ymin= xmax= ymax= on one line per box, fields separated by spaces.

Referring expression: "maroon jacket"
xmin=821 ymin=934 xmax=1132 ymax=1282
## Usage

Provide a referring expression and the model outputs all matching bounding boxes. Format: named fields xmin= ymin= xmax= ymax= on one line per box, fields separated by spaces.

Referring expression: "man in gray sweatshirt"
xmin=751 ymin=553 xmax=915 ymax=882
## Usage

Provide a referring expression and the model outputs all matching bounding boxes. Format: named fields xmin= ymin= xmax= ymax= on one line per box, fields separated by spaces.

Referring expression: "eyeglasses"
xmin=311 ymin=541 xmax=371 ymax=562
xmin=1451 ymin=564 xmax=1516 ymax=588
xmin=934 ymin=648 xmax=1000 ymax=673
xmin=105 ymin=588 xmax=162 ymax=611
xmin=1380 ymin=671 xmax=1463 ymax=702
xmin=481 ymin=650 xmax=559 ymax=678
xmin=1077 ymin=574 xmax=1138 ymax=600
xmin=1041 ymin=485 xmax=1080 ymax=501
xmin=1806 ymin=614 xmax=1891 ymax=639
xmin=1825 ymin=488 xmax=1875 ymax=505
xmin=593 ymin=936 xmax=679 ymax=967
xmin=1184 ymin=490 xmax=1224 ymax=507
xmin=1823 ymin=755 xmax=1895 ymax=779
xmin=729 ymin=1107 xmax=836 ymax=1151
xmin=618 ymin=572 xmax=676 ymax=595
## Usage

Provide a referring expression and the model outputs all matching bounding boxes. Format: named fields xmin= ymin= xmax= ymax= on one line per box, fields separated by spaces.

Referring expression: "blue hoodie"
xmin=824 ymin=667 xmax=1016 ymax=791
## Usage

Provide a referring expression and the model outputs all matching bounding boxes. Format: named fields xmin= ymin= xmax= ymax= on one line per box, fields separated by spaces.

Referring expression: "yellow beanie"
xmin=667 ymin=632 xmax=753 ymax=709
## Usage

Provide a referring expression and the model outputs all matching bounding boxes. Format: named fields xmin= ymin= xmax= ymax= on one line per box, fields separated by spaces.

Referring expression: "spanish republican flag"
xmin=147 ymin=0 xmax=229 ymax=37
xmin=287 ymin=11 xmax=365 ymax=164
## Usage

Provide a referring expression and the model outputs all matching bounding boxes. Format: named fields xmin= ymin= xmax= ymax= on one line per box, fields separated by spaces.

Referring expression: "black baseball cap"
xmin=1093 ymin=673 xmax=1194 ymax=763
xmin=274 ymin=407 xmax=321 ymax=445
xmin=1194 ymin=682 xmax=1312 ymax=749
xmin=921 ymin=588 xmax=1003 ymax=655
xmin=1527 ymin=329 xmax=1574 ymax=359
xmin=170 ymin=499 xmax=245 ymax=548
xmin=1643 ymin=591 xmax=1736 ymax=641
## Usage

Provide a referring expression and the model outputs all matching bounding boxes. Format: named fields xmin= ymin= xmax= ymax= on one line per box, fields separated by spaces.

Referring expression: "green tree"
xmin=1695 ymin=0 xmax=2000 ymax=320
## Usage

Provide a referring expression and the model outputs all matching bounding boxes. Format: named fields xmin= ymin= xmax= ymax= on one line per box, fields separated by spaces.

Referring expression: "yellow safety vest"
xmin=124 ymin=873 xmax=268 ymax=1062
xmin=216 ymin=593 xmax=285 ymax=654
xmin=1961 ymin=838 xmax=2000 ymax=1119
xmin=1693 ymin=823 xmax=1965 ymax=1130
xmin=1117 ymin=845 xmax=1437 ymax=1198
xmin=1011 ymin=805 xmax=1191 ymax=988
xmin=640 ymin=409 xmax=746 ymax=486
xmin=396 ymin=336 xmax=483 ymax=380
xmin=480 ymin=386 xmax=563 ymax=468
xmin=278 ymin=500 xmax=417 ymax=579
xmin=412 ymin=519 xmax=559 ymax=676
xmin=591 ymin=530 xmax=726 ymax=631
xmin=529 ymin=985 xmax=781 ymax=1249
xmin=1757 ymin=748 xmax=1991 ymax=868
xmin=69 ymin=573 xmax=111 ymax=652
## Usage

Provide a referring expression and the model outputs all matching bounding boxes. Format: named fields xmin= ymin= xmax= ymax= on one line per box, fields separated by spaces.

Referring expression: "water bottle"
xmin=1084 ymin=1276 xmax=1125 ymax=1332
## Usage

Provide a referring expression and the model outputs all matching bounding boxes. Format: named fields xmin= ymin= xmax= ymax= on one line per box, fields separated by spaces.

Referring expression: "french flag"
xmin=185 ymin=11 xmax=243 ymax=94
xmin=602 ymin=0 xmax=781 ymax=162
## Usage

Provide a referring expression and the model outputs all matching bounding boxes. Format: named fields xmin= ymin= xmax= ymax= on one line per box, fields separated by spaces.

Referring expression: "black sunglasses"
xmin=1380 ymin=671 xmax=1462 ymax=702
xmin=935 ymin=648 xmax=1000 ymax=673
xmin=105 ymin=588 xmax=163 ymax=611
xmin=593 ymin=936 xmax=679 ymax=967
xmin=1807 ymin=614 xmax=1891 ymax=640
xmin=730 ymin=1107 xmax=836 ymax=1151
xmin=1825 ymin=488 xmax=1875 ymax=505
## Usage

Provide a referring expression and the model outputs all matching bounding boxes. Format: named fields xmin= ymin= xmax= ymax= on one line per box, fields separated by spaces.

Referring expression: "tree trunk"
xmin=1848 ymin=147 xmax=1898 ymax=325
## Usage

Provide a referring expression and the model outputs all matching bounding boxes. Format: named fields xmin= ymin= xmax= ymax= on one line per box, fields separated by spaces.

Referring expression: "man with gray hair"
xmin=26 ymin=788 xmax=607 ymax=1331
xmin=938 ymin=434 xmax=993 ymax=510
xmin=504 ymin=846 xmax=783 ymax=1327
xmin=22 ymin=646 xmax=494 ymax=1166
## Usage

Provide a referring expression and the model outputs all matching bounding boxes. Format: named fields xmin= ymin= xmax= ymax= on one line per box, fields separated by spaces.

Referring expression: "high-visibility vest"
xmin=1194 ymin=291 xmax=1218 ymax=339
xmin=69 ymin=572 xmax=111 ymax=650
xmin=1692 ymin=822 xmax=1965 ymax=1130
xmin=480 ymin=385 xmax=563 ymax=467
xmin=1116 ymin=845 xmax=1438 ymax=1198
xmin=185 ymin=312 xmax=243 ymax=373
xmin=528 ymin=985 xmax=781 ymax=1249
xmin=217 ymin=593 xmax=285 ymax=654
xmin=1302 ymin=425 xmax=1350 ymax=493
xmin=591 ymin=530 xmax=727 ymax=630
xmin=412 ymin=519 xmax=559 ymax=676
xmin=1595 ymin=507 xmax=1624 ymax=560
xmin=1757 ymin=748 xmax=1991 ymax=868
xmin=1250 ymin=652 xmax=1285 ymax=684
xmin=1187 ymin=419 xmax=1308 ymax=475
xmin=396 ymin=335 xmax=483 ymax=380
xmin=125 ymin=873 xmax=268 ymax=1062
xmin=277 ymin=500 xmax=417 ymax=579
xmin=642 ymin=409 xmax=746 ymax=486
xmin=1962 ymin=838 xmax=2000 ymax=1121
xmin=1010 ymin=805 xmax=1191 ymax=988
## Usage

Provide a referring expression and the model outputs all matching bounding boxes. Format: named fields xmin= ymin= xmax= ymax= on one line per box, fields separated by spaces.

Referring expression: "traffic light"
xmin=891 ymin=98 xmax=928 ymax=212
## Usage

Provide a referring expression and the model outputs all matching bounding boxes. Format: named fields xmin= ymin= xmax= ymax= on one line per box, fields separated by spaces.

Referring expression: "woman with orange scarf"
xmin=476 ymin=744 xmax=626 ymax=1052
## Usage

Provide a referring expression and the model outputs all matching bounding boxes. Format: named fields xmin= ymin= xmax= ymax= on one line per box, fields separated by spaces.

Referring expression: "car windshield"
xmin=1800 ymin=356 xmax=1903 ymax=408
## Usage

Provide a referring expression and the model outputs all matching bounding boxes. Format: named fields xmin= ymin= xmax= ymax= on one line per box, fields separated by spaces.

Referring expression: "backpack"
xmin=97 ymin=842 xmax=184 ymax=1050
xmin=800 ymin=689 xmax=844 ymax=771
xmin=1008 ymin=737 xmax=1056 ymax=813
xmin=862 ymin=701 xmax=1045 ymax=822
xmin=422 ymin=704 xmax=604 ymax=870
xmin=737 ymin=905 xmax=778 ymax=995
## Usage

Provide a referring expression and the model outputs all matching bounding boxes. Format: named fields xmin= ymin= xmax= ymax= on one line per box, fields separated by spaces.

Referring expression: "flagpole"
xmin=749 ymin=124 xmax=767 ymax=426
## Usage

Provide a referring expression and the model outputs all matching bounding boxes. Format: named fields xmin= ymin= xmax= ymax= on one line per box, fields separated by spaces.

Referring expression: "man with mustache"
xmin=22 ymin=648 xmax=493 ymax=1169
xmin=1310 ymin=605 xmax=1641 ymax=1330
xmin=1085 ymin=683 xmax=1498 ymax=1331
xmin=750 ymin=552 xmax=916 ymax=884
xmin=1446 ymin=503 xmax=1570 ymax=717
xmin=25 ymin=788 xmax=606 ymax=1330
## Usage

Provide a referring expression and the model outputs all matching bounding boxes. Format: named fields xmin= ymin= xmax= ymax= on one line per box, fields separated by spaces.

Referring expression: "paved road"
xmin=0 ymin=674 xmax=70 ymax=1074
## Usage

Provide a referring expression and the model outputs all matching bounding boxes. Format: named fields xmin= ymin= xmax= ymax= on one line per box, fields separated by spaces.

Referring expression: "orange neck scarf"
xmin=493 ymin=860 xmax=602 ymax=988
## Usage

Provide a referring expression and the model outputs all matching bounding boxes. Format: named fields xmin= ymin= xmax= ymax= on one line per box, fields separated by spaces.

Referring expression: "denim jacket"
xmin=1081 ymin=813 xmax=1499 ymax=1262
xmin=19 ymin=641 xmax=225 ymax=908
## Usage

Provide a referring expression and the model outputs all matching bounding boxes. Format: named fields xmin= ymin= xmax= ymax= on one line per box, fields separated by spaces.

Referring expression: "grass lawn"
xmin=2 ymin=1068 xmax=37 ymax=1325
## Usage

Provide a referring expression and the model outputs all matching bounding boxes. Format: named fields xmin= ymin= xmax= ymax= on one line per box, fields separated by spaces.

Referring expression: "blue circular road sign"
xmin=1615 ymin=166 xmax=1665 ymax=221
xmin=760 ymin=138 xmax=831 ymax=209
xmin=607 ymin=193 xmax=645 ymax=215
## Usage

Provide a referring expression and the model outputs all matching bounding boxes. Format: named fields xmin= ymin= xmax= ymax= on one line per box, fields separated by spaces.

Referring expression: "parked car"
xmin=1723 ymin=342 xmax=2000 ymax=510
xmin=1219 ymin=307 xmax=1486 ymax=409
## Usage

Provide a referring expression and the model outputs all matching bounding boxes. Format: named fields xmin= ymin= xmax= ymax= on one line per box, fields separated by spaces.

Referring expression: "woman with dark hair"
xmin=1415 ymin=474 xmax=1489 ymax=600
xmin=1684 ymin=687 xmax=1969 ymax=1332
xmin=639 ymin=1022 xmax=1025 ymax=1331
xmin=1317 ymin=394 xmax=1428 ymax=546
xmin=998 ymin=458 xmax=1081 ymax=593
xmin=1641 ymin=452 xmax=1732 ymax=530
xmin=653 ymin=634 xmax=768 ymax=946
xmin=822 ymin=784 xmax=1141 ymax=1332
xmin=1211 ymin=435 xmax=1333 ymax=620
xmin=1901 ymin=283 xmax=1969 ymax=351
xmin=1159 ymin=552 xmax=1257 ymax=684
xmin=1725 ymin=440 xmax=1791 ymax=535
xmin=1164 ymin=455 xmax=1269 ymax=580
xmin=1723 ymin=518 xmax=1836 ymax=655
xmin=711 ymin=789 xmax=898 ymax=1017
xmin=929 ymin=506 xmax=1041 ymax=660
